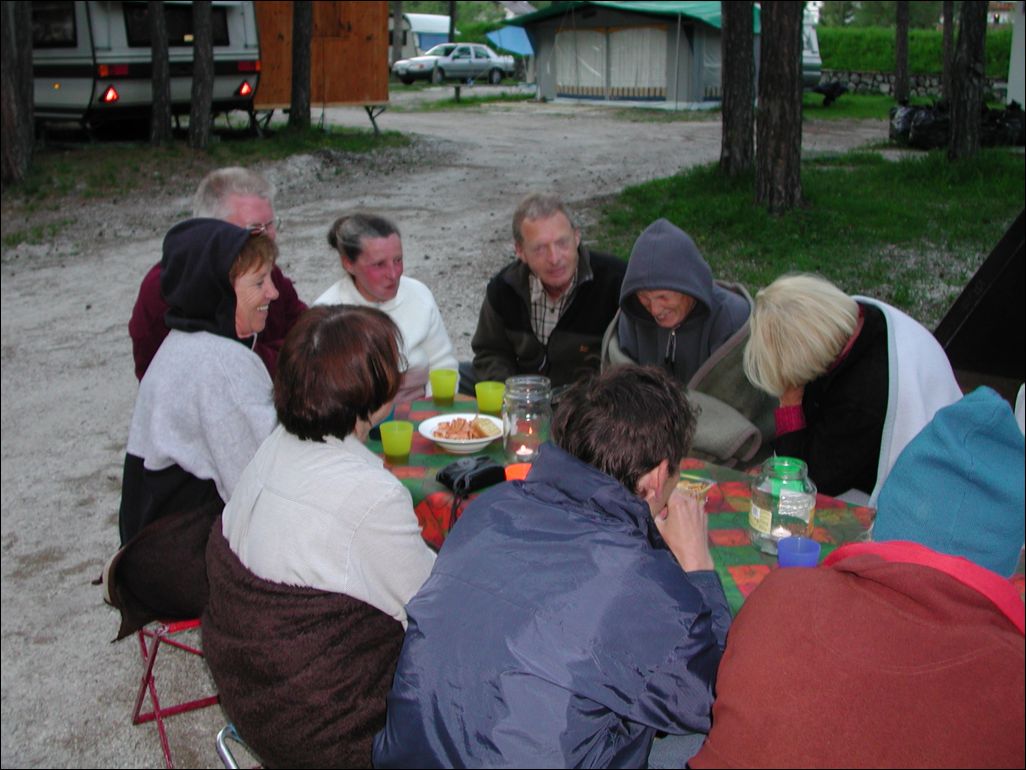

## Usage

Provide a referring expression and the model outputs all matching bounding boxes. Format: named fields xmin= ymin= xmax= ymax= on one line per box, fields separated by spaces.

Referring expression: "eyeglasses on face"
xmin=246 ymin=218 xmax=281 ymax=236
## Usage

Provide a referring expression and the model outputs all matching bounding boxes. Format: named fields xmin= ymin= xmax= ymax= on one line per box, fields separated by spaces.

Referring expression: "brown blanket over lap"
xmin=104 ymin=499 xmax=223 ymax=640
xmin=202 ymin=521 xmax=405 ymax=769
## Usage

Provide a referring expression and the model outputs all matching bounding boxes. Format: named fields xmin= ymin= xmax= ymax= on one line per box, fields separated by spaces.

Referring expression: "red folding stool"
xmin=131 ymin=618 xmax=220 ymax=768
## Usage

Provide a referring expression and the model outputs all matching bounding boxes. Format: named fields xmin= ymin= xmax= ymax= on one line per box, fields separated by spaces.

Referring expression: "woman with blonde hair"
xmin=743 ymin=273 xmax=960 ymax=503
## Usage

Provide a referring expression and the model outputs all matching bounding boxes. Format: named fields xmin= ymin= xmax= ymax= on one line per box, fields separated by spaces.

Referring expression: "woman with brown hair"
xmin=203 ymin=304 xmax=436 ymax=768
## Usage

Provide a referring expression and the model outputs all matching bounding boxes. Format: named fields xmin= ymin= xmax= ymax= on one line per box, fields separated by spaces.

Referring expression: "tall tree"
xmin=1 ymin=0 xmax=33 ymax=184
xmin=720 ymin=1 xmax=755 ymax=176
xmin=942 ymin=0 xmax=955 ymax=101
xmin=189 ymin=0 xmax=214 ymax=149
xmin=391 ymin=1 xmax=404 ymax=68
xmin=755 ymin=1 xmax=804 ymax=214
xmin=894 ymin=1 xmax=910 ymax=103
xmin=289 ymin=1 xmax=312 ymax=129
xmin=948 ymin=0 xmax=988 ymax=160
xmin=148 ymin=1 xmax=172 ymax=146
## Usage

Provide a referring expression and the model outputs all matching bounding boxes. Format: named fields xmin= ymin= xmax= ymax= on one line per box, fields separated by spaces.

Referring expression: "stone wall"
xmin=819 ymin=69 xmax=1004 ymax=99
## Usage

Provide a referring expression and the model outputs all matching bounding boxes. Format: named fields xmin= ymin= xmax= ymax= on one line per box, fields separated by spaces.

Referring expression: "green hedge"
xmin=818 ymin=27 xmax=1012 ymax=78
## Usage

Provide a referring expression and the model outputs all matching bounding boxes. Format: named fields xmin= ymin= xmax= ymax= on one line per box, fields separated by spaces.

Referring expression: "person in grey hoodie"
xmin=618 ymin=219 xmax=750 ymax=384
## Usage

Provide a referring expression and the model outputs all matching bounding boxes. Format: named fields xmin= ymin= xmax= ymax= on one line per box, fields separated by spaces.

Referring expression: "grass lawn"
xmin=591 ymin=148 xmax=1025 ymax=329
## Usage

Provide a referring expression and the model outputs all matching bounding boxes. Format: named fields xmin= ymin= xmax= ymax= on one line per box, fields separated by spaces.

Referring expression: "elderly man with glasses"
xmin=129 ymin=167 xmax=307 ymax=380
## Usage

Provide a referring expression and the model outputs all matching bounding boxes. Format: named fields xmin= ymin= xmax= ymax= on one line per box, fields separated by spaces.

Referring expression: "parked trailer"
xmin=32 ymin=0 xmax=261 ymax=129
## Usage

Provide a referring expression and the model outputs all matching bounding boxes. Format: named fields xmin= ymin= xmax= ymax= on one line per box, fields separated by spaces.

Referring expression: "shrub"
xmin=818 ymin=26 xmax=1012 ymax=77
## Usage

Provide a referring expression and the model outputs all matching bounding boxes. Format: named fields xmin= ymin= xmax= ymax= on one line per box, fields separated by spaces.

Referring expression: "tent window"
xmin=555 ymin=29 xmax=606 ymax=97
xmin=609 ymin=27 xmax=666 ymax=98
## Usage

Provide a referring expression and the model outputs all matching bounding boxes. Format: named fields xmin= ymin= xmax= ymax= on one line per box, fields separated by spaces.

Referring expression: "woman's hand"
xmin=654 ymin=489 xmax=714 ymax=572
xmin=779 ymin=384 xmax=805 ymax=408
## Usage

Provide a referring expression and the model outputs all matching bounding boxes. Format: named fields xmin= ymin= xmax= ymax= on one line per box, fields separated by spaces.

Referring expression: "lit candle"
xmin=515 ymin=444 xmax=534 ymax=459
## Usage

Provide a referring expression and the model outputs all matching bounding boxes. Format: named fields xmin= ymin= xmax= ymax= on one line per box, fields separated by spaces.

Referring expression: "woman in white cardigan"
xmin=315 ymin=212 xmax=458 ymax=404
xmin=220 ymin=304 xmax=436 ymax=626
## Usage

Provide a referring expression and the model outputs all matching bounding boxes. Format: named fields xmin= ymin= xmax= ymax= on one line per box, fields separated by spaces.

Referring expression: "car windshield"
xmin=424 ymin=44 xmax=456 ymax=57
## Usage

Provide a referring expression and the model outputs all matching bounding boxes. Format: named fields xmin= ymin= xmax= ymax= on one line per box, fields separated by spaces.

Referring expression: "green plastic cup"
xmin=475 ymin=381 xmax=506 ymax=415
xmin=379 ymin=420 xmax=413 ymax=463
xmin=429 ymin=368 xmax=458 ymax=407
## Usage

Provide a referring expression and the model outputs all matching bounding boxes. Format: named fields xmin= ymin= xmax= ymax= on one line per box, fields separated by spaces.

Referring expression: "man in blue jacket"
xmin=374 ymin=365 xmax=731 ymax=769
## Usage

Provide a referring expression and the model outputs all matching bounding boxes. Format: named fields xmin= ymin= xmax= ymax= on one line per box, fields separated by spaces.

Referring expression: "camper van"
xmin=31 ymin=1 xmax=261 ymax=128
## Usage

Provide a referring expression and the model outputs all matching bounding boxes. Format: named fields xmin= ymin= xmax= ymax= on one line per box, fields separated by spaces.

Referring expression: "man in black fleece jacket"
xmin=470 ymin=192 xmax=626 ymax=388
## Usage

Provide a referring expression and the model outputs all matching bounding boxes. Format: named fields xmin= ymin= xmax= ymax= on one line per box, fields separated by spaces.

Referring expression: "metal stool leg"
xmin=130 ymin=620 xmax=219 ymax=768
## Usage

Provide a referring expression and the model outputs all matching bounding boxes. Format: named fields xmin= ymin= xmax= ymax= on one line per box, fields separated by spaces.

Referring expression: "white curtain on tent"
xmin=609 ymin=26 xmax=666 ymax=99
xmin=701 ymin=30 xmax=722 ymax=99
xmin=555 ymin=29 xmax=606 ymax=97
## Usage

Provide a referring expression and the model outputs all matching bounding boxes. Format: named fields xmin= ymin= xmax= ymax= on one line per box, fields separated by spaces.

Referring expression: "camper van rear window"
xmin=124 ymin=4 xmax=230 ymax=48
xmin=32 ymin=1 xmax=77 ymax=49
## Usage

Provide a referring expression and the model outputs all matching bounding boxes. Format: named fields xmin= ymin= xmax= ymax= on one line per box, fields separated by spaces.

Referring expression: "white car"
xmin=392 ymin=43 xmax=515 ymax=85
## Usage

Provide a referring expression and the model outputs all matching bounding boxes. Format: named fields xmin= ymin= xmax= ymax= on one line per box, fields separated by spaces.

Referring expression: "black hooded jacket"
xmin=160 ymin=218 xmax=251 ymax=342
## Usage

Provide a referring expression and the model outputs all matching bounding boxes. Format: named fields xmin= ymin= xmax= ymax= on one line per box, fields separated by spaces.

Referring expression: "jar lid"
xmin=763 ymin=456 xmax=808 ymax=478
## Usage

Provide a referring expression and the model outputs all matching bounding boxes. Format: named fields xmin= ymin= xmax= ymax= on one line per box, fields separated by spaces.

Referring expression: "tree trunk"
xmin=948 ymin=0 xmax=988 ymax=161
xmin=755 ymin=1 xmax=803 ymax=214
xmin=942 ymin=0 xmax=954 ymax=101
xmin=894 ymin=1 xmax=910 ymax=104
xmin=1 ymin=1 xmax=33 ymax=184
xmin=149 ymin=1 xmax=172 ymax=146
xmin=391 ymin=1 xmax=403 ymax=68
xmin=720 ymin=1 xmax=755 ymax=176
xmin=288 ymin=1 xmax=312 ymax=130
xmin=189 ymin=0 xmax=214 ymax=149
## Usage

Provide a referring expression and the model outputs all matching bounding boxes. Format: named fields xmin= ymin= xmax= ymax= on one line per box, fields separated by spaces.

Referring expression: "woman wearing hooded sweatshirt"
xmin=107 ymin=218 xmax=280 ymax=636
xmin=617 ymin=219 xmax=750 ymax=385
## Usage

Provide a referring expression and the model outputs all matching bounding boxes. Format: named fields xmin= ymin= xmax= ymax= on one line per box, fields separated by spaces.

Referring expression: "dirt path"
xmin=0 ymin=94 xmax=886 ymax=768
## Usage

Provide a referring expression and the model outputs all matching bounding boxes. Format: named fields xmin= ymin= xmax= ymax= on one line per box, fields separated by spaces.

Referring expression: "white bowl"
xmin=418 ymin=413 xmax=503 ymax=455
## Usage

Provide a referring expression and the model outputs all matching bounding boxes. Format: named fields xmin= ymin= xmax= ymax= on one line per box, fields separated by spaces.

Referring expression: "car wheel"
xmin=400 ymin=75 xmax=414 ymax=85
xmin=488 ymin=69 xmax=502 ymax=85
xmin=431 ymin=67 xmax=444 ymax=84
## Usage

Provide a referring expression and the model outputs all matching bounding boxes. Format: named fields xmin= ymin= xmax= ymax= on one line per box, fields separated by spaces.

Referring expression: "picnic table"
xmin=372 ymin=398 xmax=1025 ymax=613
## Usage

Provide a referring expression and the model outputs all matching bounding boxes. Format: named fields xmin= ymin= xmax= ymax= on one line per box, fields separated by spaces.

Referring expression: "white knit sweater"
xmin=314 ymin=274 xmax=458 ymax=400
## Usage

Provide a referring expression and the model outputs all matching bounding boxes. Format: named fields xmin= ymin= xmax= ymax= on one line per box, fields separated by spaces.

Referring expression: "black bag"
xmin=436 ymin=457 xmax=506 ymax=523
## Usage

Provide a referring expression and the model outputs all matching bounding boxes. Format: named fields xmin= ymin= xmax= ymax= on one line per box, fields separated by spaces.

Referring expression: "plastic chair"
xmin=131 ymin=618 xmax=219 ymax=768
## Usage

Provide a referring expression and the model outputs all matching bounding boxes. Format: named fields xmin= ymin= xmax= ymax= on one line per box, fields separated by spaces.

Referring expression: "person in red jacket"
xmin=690 ymin=387 xmax=1025 ymax=769
xmin=129 ymin=167 xmax=307 ymax=379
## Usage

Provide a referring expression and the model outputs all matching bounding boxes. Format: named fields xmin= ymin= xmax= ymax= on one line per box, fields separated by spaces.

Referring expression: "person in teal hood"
xmin=618 ymin=219 xmax=750 ymax=384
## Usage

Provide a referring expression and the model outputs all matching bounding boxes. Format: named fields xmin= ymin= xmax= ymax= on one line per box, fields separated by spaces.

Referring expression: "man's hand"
xmin=654 ymin=488 xmax=714 ymax=572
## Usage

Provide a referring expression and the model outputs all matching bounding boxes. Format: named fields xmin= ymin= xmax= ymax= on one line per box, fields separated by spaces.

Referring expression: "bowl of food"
xmin=418 ymin=413 xmax=503 ymax=454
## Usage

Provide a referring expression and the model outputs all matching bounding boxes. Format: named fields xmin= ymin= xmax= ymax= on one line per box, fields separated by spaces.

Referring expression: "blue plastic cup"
xmin=777 ymin=536 xmax=821 ymax=568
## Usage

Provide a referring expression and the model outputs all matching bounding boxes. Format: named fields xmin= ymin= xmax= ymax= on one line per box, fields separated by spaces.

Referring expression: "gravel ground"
xmin=1 ymin=87 xmax=888 ymax=768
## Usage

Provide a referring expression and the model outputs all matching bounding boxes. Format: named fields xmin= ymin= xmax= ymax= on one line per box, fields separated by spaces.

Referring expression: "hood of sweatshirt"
xmin=160 ymin=218 xmax=251 ymax=342
xmin=619 ymin=218 xmax=714 ymax=325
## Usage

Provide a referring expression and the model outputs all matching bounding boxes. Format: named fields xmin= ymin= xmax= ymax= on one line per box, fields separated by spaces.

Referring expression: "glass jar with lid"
xmin=501 ymin=375 xmax=552 ymax=463
xmin=748 ymin=456 xmax=817 ymax=555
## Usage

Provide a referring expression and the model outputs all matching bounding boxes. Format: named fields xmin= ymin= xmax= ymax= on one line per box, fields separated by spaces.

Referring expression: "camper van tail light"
xmin=237 ymin=60 xmax=260 ymax=73
xmin=101 ymin=85 xmax=120 ymax=104
xmin=236 ymin=81 xmax=253 ymax=97
xmin=97 ymin=64 xmax=129 ymax=77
